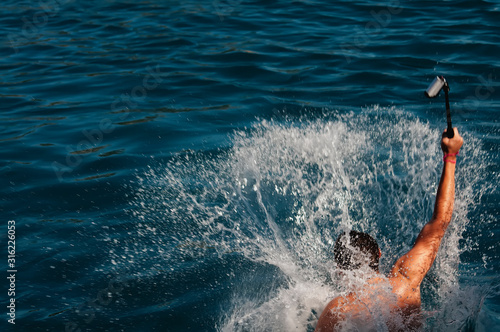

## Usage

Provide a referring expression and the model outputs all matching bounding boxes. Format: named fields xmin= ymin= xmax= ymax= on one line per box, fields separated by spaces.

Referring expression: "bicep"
xmin=391 ymin=220 xmax=446 ymax=287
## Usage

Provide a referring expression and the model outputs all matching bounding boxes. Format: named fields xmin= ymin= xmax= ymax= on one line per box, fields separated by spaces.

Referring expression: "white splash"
xmin=125 ymin=106 xmax=494 ymax=331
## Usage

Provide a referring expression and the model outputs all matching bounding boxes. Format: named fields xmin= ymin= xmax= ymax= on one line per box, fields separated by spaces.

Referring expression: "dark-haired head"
xmin=334 ymin=230 xmax=380 ymax=272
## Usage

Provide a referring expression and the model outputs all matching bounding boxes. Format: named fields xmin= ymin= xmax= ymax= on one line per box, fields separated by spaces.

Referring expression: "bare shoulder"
xmin=326 ymin=293 xmax=358 ymax=313
xmin=388 ymin=272 xmax=422 ymax=313
xmin=315 ymin=293 xmax=358 ymax=331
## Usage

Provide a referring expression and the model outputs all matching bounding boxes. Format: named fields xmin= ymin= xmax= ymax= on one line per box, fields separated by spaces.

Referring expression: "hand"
xmin=441 ymin=127 xmax=463 ymax=155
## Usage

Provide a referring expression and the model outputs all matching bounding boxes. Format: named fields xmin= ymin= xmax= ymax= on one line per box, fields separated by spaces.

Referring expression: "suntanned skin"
xmin=315 ymin=128 xmax=464 ymax=331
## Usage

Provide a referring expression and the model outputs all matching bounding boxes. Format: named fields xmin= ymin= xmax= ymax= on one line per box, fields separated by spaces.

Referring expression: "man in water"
xmin=315 ymin=128 xmax=464 ymax=331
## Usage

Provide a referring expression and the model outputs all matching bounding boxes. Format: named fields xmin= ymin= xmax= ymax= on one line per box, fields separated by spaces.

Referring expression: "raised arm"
xmin=390 ymin=128 xmax=463 ymax=288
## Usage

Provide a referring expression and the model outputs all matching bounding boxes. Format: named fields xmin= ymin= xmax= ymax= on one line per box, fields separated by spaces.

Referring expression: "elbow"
xmin=422 ymin=220 xmax=448 ymax=240
xmin=430 ymin=212 xmax=453 ymax=227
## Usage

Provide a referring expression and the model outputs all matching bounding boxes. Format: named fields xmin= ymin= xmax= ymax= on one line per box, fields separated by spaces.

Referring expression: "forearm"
xmin=431 ymin=159 xmax=456 ymax=224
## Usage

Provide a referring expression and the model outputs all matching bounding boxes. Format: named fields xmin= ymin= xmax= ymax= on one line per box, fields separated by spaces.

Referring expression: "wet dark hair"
xmin=334 ymin=230 xmax=380 ymax=272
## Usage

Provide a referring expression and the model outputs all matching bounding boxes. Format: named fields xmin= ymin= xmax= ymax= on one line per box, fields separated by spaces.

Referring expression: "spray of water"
xmin=122 ymin=106 xmax=493 ymax=331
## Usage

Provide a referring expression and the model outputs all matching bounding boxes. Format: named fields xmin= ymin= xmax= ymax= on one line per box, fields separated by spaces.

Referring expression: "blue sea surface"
xmin=1 ymin=0 xmax=499 ymax=331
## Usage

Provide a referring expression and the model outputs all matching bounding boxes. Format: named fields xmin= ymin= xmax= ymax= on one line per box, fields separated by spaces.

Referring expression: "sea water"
xmin=2 ymin=0 xmax=499 ymax=331
xmin=127 ymin=108 xmax=494 ymax=331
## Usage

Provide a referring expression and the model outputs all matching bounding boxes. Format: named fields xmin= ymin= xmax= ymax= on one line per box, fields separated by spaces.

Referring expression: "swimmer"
xmin=315 ymin=127 xmax=464 ymax=331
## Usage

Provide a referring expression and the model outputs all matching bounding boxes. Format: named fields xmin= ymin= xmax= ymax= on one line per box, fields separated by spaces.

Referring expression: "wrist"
xmin=443 ymin=152 xmax=459 ymax=164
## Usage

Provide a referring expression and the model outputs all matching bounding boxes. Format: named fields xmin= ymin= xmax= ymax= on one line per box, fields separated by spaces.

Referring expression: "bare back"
xmin=315 ymin=275 xmax=421 ymax=331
